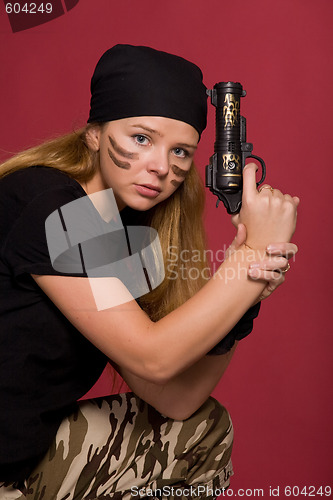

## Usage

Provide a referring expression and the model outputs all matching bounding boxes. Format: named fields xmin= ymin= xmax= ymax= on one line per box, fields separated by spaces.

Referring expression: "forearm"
xmin=33 ymin=246 xmax=265 ymax=384
xmin=118 ymin=344 xmax=237 ymax=420
xmin=146 ymin=245 xmax=265 ymax=378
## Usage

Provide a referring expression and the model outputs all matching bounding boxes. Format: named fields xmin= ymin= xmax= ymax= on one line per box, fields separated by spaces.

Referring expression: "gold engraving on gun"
xmin=222 ymin=153 xmax=241 ymax=187
xmin=222 ymin=154 xmax=241 ymax=172
xmin=223 ymin=94 xmax=240 ymax=128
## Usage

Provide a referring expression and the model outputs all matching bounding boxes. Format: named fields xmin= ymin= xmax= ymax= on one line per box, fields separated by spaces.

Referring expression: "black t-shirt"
xmin=0 ymin=167 xmax=108 ymax=482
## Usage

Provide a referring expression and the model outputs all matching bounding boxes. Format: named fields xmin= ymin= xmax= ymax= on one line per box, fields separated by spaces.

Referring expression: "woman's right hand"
xmin=233 ymin=163 xmax=300 ymax=250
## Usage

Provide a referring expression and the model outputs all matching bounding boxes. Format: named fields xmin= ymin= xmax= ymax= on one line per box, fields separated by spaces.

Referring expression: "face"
xmin=86 ymin=116 xmax=199 ymax=211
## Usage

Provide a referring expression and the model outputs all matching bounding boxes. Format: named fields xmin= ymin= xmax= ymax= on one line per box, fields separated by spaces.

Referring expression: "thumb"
xmin=225 ymin=223 xmax=247 ymax=258
xmin=234 ymin=223 xmax=247 ymax=247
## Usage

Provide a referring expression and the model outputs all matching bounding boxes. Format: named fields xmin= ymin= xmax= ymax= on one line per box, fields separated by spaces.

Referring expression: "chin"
xmin=128 ymin=201 xmax=159 ymax=212
xmin=125 ymin=195 xmax=165 ymax=212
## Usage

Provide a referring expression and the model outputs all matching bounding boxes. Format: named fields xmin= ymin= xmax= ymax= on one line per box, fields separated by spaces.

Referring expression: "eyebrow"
xmin=175 ymin=143 xmax=197 ymax=151
xmin=131 ymin=124 xmax=162 ymax=137
xmin=131 ymin=124 xmax=197 ymax=150
xmin=108 ymin=135 xmax=138 ymax=159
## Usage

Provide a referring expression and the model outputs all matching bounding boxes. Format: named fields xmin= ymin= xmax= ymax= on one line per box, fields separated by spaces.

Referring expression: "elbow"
xmin=118 ymin=344 xmax=180 ymax=385
xmin=140 ymin=356 xmax=180 ymax=386
xmin=141 ymin=361 xmax=175 ymax=386
xmin=138 ymin=347 xmax=181 ymax=386
xmin=127 ymin=327 xmax=185 ymax=384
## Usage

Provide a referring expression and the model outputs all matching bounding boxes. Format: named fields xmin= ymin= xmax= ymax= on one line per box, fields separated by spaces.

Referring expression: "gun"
xmin=205 ymin=82 xmax=266 ymax=214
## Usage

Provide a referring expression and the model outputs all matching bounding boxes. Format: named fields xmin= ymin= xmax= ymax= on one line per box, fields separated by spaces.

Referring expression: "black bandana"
xmin=88 ymin=44 xmax=207 ymax=137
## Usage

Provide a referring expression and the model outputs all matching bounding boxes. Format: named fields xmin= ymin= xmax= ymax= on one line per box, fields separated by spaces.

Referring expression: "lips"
xmin=140 ymin=184 xmax=161 ymax=192
xmin=134 ymin=184 xmax=162 ymax=198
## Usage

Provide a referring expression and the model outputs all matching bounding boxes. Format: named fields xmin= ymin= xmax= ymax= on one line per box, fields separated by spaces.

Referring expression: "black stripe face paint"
xmin=170 ymin=164 xmax=189 ymax=187
xmin=107 ymin=135 xmax=138 ymax=170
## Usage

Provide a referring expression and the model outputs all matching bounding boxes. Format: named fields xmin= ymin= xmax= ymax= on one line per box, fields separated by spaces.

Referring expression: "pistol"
xmin=205 ymin=82 xmax=266 ymax=214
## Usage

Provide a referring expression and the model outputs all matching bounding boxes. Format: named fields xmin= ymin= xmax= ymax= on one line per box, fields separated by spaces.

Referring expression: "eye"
xmin=133 ymin=134 xmax=149 ymax=146
xmin=173 ymin=147 xmax=189 ymax=159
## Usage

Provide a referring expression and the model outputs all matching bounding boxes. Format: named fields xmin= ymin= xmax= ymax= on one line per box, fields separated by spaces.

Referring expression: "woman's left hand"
xmin=226 ymin=223 xmax=298 ymax=302
xmin=247 ymin=242 xmax=298 ymax=301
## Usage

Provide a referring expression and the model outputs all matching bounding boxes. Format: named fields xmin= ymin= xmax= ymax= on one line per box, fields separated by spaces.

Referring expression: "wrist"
xmin=222 ymin=244 xmax=266 ymax=268
xmin=213 ymin=244 xmax=266 ymax=301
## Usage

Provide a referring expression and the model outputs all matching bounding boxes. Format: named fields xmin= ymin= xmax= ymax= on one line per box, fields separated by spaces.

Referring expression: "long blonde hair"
xmin=0 ymin=125 xmax=210 ymax=321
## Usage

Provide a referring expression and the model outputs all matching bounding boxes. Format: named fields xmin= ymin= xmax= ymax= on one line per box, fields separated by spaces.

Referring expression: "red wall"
xmin=1 ymin=0 xmax=332 ymax=496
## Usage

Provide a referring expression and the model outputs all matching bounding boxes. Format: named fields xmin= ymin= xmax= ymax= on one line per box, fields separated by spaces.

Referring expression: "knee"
xmin=179 ymin=397 xmax=234 ymax=447
xmin=172 ymin=397 xmax=234 ymax=485
xmin=193 ymin=397 xmax=234 ymax=445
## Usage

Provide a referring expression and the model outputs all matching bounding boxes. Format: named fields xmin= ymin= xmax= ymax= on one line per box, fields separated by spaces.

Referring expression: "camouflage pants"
xmin=1 ymin=393 xmax=234 ymax=500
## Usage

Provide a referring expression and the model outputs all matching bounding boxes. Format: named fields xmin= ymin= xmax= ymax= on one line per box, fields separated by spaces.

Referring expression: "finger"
xmin=283 ymin=193 xmax=295 ymax=203
xmin=283 ymin=194 xmax=300 ymax=211
xmin=266 ymin=274 xmax=285 ymax=290
xmin=271 ymin=188 xmax=284 ymax=198
xmin=248 ymin=268 xmax=284 ymax=281
xmin=234 ymin=223 xmax=247 ymax=247
xmin=250 ymin=256 xmax=289 ymax=271
xmin=258 ymin=276 xmax=284 ymax=300
xmin=266 ymin=242 xmax=298 ymax=258
xmin=231 ymin=214 xmax=240 ymax=228
xmin=259 ymin=185 xmax=283 ymax=198
xmin=258 ymin=183 xmax=273 ymax=193
xmin=242 ymin=163 xmax=259 ymax=200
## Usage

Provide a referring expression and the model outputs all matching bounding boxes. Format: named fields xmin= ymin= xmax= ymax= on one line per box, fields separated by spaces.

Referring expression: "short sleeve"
xmin=2 ymin=185 xmax=87 ymax=278
xmin=207 ymin=302 xmax=261 ymax=355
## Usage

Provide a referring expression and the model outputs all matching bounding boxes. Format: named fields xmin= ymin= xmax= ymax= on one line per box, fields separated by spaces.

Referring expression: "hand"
xmin=232 ymin=164 xmax=300 ymax=249
xmin=226 ymin=224 xmax=298 ymax=302
xmin=248 ymin=242 xmax=298 ymax=302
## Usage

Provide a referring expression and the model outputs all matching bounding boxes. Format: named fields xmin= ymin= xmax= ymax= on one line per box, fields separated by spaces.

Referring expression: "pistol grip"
xmin=216 ymin=191 xmax=243 ymax=214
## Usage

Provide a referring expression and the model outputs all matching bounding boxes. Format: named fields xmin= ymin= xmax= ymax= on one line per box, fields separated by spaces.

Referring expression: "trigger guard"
xmin=247 ymin=154 xmax=266 ymax=187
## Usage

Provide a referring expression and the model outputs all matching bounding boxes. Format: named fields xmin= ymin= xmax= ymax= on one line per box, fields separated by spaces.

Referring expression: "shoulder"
xmin=0 ymin=167 xmax=87 ymax=237
xmin=0 ymin=166 xmax=85 ymax=201
xmin=0 ymin=166 xmax=86 ymax=215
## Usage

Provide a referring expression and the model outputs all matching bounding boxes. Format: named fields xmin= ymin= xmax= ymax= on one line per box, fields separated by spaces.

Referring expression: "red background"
xmin=1 ymin=0 xmax=332 ymax=496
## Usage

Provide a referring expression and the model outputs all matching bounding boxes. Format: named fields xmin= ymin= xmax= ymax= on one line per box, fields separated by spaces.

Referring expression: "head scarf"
xmin=88 ymin=44 xmax=207 ymax=137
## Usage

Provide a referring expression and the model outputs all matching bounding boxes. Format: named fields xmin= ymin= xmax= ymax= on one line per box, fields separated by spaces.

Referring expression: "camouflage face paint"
xmin=171 ymin=164 xmax=188 ymax=178
xmin=107 ymin=135 xmax=139 ymax=170
xmin=170 ymin=164 xmax=188 ymax=187
xmin=170 ymin=179 xmax=182 ymax=188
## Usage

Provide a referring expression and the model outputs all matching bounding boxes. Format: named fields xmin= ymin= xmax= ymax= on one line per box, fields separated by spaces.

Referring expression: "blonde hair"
xmin=0 ymin=125 xmax=210 ymax=321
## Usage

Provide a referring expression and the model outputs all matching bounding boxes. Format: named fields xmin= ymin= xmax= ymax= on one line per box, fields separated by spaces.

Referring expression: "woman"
xmin=0 ymin=45 xmax=299 ymax=499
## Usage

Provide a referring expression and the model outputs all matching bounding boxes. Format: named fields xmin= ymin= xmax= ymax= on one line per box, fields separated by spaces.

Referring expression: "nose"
xmin=146 ymin=148 xmax=169 ymax=176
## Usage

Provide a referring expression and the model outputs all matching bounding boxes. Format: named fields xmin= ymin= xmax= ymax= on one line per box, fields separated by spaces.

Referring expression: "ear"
xmin=85 ymin=125 xmax=101 ymax=152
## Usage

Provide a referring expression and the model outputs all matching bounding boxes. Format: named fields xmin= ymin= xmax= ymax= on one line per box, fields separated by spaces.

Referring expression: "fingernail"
xmin=248 ymin=268 xmax=259 ymax=278
xmin=249 ymin=263 xmax=260 ymax=269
